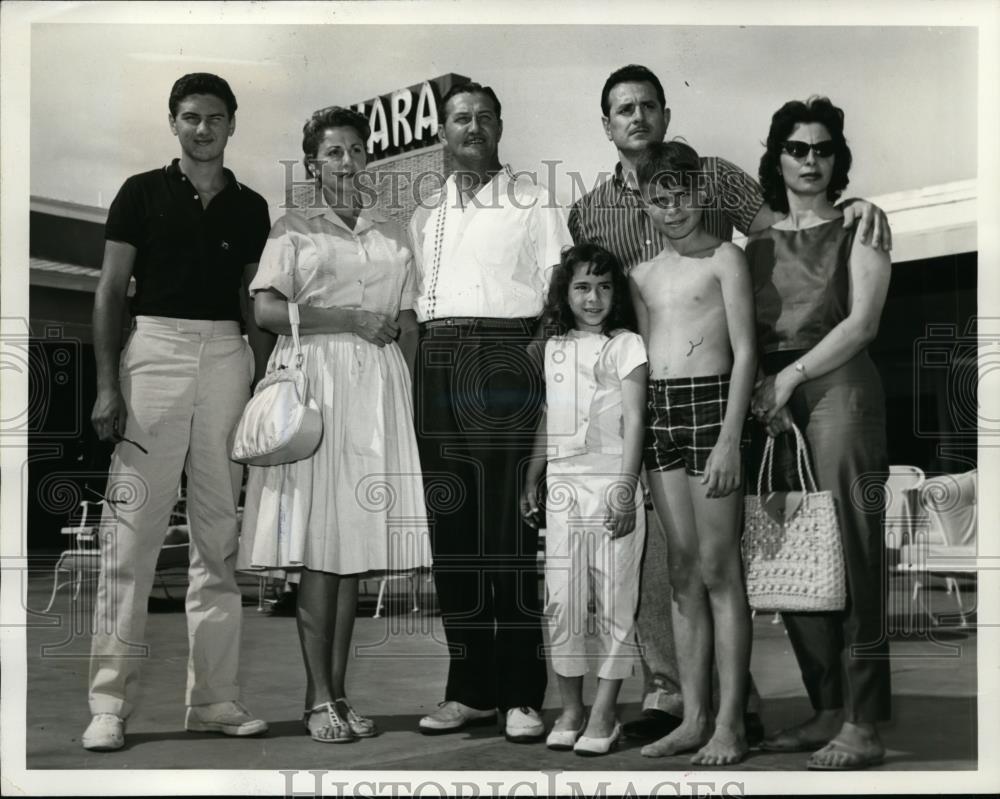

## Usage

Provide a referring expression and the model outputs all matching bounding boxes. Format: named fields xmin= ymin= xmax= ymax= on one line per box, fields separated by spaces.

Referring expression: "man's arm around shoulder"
xmin=747 ymin=198 xmax=893 ymax=251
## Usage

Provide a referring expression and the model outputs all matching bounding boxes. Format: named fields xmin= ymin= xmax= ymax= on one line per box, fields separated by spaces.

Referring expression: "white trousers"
xmin=89 ymin=317 xmax=252 ymax=717
xmin=544 ymin=452 xmax=646 ymax=680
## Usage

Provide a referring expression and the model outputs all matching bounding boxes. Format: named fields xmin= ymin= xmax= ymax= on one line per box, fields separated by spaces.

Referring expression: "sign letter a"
xmin=413 ymin=82 xmax=439 ymax=142
xmin=369 ymin=97 xmax=390 ymax=154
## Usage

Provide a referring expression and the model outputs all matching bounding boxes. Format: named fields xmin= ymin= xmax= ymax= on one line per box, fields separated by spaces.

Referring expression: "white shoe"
xmin=505 ymin=707 xmax=545 ymax=743
xmin=185 ymin=701 xmax=268 ymax=736
xmin=574 ymin=721 xmax=622 ymax=756
xmin=418 ymin=701 xmax=495 ymax=734
xmin=82 ymin=713 xmax=125 ymax=751
xmin=546 ymin=717 xmax=587 ymax=750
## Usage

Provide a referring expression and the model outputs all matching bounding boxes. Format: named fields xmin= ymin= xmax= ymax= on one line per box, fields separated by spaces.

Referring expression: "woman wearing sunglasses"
xmin=743 ymin=97 xmax=892 ymax=770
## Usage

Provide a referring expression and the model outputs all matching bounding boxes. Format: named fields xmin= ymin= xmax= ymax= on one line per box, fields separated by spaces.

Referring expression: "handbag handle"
xmin=288 ymin=301 xmax=304 ymax=368
xmin=789 ymin=423 xmax=820 ymax=493
xmin=755 ymin=422 xmax=819 ymax=497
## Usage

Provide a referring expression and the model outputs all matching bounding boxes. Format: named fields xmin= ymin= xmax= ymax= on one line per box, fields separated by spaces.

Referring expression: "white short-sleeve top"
xmin=544 ymin=329 xmax=648 ymax=461
xmin=249 ymin=205 xmax=416 ymax=316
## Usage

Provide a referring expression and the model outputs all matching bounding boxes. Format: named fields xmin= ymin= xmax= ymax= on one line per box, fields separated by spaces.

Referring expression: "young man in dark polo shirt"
xmin=568 ymin=64 xmax=892 ymax=749
xmin=83 ymin=73 xmax=272 ymax=752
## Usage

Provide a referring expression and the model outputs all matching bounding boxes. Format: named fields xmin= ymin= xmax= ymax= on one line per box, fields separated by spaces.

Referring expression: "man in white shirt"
xmin=409 ymin=82 xmax=572 ymax=742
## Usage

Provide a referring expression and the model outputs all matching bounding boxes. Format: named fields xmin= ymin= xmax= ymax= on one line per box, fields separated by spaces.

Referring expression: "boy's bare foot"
xmin=807 ymin=723 xmax=885 ymax=770
xmin=640 ymin=718 xmax=711 ymax=757
xmin=760 ymin=710 xmax=842 ymax=752
xmin=691 ymin=725 xmax=748 ymax=766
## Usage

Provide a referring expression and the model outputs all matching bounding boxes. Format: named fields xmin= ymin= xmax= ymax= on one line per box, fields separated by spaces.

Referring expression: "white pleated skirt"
xmin=237 ymin=332 xmax=431 ymax=575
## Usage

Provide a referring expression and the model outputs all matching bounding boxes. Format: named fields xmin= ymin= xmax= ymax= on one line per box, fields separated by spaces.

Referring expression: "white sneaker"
xmin=185 ymin=700 xmax=268 ymax=736
xmin=418 ymin=700 xmax=495 ymax=734
xmin=82 ymin=713 xmax=125 ymax=751
xmin=505 ymin=706 xmax=545 ymax=743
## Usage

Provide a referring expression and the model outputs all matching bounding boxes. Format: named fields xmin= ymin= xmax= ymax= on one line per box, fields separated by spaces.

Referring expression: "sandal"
xmin=335 ymin=697 xmax=379 ymax=738
xmin=303 ymin=702 xmax=356 ymax=743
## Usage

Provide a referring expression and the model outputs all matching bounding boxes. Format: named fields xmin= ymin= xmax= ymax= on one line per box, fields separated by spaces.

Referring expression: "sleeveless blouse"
xmin=745 ymin=219 xmax=857 ymax=355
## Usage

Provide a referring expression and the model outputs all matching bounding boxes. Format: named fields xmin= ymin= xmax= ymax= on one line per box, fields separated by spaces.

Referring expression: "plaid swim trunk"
xmin=644 ymin=373 xmax=748 ymax=476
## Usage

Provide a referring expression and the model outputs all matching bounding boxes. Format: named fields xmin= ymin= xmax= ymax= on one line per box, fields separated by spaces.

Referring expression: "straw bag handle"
xmin=789 ymin=423 xmax=820 ymax=493
xmin=287 ymin=301 xmax=304 ymax=368
xmin=756 ymin=422 xmax=820 ymax=497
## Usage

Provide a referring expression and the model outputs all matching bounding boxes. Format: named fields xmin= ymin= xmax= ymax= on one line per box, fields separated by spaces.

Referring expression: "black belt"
xmin=420 ymin=316 xmax=538 ymax=331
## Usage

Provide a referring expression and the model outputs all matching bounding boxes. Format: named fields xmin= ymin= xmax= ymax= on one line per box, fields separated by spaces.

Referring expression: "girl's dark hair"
xmin=758 ymin=96 xmax=852 ymax=214
xmin=543 ymin=242 xmax=636 ymax=336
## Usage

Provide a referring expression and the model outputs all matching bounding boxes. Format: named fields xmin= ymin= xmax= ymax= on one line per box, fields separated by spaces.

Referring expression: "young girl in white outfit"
xmin=521 ymin=242 xmax=648 ymax=756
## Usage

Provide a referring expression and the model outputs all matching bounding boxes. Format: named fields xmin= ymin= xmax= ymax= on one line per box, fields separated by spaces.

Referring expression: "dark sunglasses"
xmin=781 ymin=140 xmax=836 ymax=159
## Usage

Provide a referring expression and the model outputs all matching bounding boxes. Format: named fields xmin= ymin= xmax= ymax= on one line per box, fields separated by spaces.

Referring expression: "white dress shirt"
xmin=408 ymin=165 xmax=572 ymax=322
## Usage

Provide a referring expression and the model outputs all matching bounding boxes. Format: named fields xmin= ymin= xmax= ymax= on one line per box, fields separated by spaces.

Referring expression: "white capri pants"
xmin=543 ymin=452 xmax=646 ymax=680
xmin=89 ymin=316 xmax=253 ymax=717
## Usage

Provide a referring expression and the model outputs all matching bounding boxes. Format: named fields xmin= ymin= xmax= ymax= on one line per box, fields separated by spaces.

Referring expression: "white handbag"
xmin=742 ymin=423 xmax=847 ymax=612
xmin=231 ymin=302 xmax=323 ymax=466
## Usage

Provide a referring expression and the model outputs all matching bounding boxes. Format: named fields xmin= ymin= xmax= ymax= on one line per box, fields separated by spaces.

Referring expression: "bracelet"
xmin=794 ymin=360 xmax=809 ymax=379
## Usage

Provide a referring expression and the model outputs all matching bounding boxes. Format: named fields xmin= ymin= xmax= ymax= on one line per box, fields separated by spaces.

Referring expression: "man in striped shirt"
xmin=569 ymin=64 xmax=891 ymax=746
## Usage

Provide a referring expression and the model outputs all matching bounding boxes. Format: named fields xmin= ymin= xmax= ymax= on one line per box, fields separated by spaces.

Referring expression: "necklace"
xmin=425 ymin=187 xmax=448 ymax=319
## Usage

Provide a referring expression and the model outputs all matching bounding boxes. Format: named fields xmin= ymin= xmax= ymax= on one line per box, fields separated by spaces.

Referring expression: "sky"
xmin=25 ymin=10 xmax=980 ymax=215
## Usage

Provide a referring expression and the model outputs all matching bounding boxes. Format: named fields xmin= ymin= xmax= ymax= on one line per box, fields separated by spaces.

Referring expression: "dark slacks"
xmin=415 ymin=319 xmax=547 ymax=712
xmin=754 ymin=349 xmax=892 ymax=723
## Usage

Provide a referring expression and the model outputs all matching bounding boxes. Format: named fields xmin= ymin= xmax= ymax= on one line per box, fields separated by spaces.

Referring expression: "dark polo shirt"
xmin=105 ymin=159 xmax=270 ymax=321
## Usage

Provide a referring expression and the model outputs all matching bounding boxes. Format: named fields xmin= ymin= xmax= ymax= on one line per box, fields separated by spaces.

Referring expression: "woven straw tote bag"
xmin=742 ymin=423 xmax=847 ymax=612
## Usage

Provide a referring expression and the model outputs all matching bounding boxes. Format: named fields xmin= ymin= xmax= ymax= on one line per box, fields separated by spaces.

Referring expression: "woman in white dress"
xmin=238 ymin=106 xmax=430 ymax=743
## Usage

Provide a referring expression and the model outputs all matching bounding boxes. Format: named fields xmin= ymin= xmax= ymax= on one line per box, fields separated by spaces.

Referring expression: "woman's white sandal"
xmin=303 ymin=702 xmax=356 ymax=743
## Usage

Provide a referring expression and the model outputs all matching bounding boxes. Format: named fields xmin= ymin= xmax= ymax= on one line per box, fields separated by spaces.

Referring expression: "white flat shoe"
xmin=574 ymin=722 xmax=622 ymax=756
xmin=546 ymin=718 xmax=587 ymax=751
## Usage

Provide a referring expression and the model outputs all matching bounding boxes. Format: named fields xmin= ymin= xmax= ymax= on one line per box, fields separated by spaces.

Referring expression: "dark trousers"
xmin=754 ymin=349 xmax=892 ymax=723
xmin=414 ymin=319 xmax=547 ymax=712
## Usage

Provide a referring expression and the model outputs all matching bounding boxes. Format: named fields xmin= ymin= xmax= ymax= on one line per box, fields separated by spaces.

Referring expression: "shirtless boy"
xmin=628 ymin=141 xmax=756 ymax=765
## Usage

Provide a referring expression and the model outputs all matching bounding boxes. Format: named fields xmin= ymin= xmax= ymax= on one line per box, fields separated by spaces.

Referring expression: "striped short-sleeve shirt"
xmin=568 ymin=157 xmax=764 ymax=273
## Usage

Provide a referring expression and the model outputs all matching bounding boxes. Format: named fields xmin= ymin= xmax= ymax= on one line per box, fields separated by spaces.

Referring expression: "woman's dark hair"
xmin=543 ymin=242 xmax=636 ymax=336
xmin=301 ymin=105 xmax=371 ymax=174
xmin=758 ymin=96 xmax=852 ymax=213
xmin=168 ymin=73 xmax=237 ymax=117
